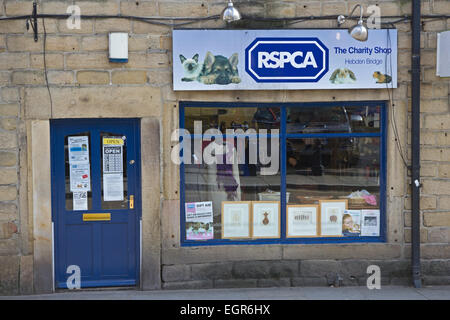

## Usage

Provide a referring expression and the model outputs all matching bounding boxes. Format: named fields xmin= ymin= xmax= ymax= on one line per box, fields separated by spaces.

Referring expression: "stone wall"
xmin=0 ymin=0 xmax=449 ymax=294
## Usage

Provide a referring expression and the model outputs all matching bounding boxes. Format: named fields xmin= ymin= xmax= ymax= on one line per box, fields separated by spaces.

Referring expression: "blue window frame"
xmin=179 ymin=101 xmax=387 ymax=246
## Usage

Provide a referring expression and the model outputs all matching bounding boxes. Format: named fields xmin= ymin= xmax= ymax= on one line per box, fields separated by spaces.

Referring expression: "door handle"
xmin=129 ymin=195 xmax=134 ymax=209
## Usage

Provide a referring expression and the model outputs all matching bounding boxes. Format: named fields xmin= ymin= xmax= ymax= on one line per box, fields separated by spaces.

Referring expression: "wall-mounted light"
xmin=222 ymin=0 xmax=241 ymax=23
xmin=337 ymin=4 xmax=368 ymax=42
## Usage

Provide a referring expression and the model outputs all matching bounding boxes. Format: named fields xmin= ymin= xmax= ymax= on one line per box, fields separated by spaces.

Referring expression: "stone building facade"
xmin=0 ymin=0 xmax=449 ymax=295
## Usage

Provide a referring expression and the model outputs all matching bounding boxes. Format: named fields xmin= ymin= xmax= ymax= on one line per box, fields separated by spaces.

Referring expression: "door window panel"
xmin=64 ymin=133 xmax=93 ymax=211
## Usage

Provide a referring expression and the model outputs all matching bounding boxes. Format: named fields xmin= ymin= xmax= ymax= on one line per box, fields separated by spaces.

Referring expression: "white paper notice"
xmin=361 ymin=210 xmax=380 ymax=236
xmin=102 ymin=137 xmax=124 ymax=201
xmin=73 ymin=191 xmax=88 ymax=211
xmin=68 ymin=136 xmax=90 ymax=163
xmin=103 ymin=173 xmax=124 ymax=201
xmin=69 ymin=163 xmax=91 ymax=192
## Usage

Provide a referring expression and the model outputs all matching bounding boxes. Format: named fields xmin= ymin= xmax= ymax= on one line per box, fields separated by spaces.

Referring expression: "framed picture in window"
xmin=252 ymin=201 xmax=280 ymax=239
xmin=286 ymin=205 xmax=319 ymax=237
xmin=319 ymin=199 xmax=347 ymax=236
xmin=221 ymin=201 xmax=252 ymax=239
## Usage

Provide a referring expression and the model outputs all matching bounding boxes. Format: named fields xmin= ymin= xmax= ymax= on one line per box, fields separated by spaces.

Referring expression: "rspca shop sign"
xmin=172 ymin=29 xmax=397 ymax=90
xmin=245 ymin=38 xmax=328 ymax=82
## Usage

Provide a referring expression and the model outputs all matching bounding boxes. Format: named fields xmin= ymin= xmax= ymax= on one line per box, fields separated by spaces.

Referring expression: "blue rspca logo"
xmin=245 ymin=38 xmax=329 ymax=82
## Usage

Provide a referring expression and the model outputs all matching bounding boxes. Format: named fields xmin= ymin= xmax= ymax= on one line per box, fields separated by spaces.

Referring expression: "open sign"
xmin=245 ymin=38 xmax=329 ymax=82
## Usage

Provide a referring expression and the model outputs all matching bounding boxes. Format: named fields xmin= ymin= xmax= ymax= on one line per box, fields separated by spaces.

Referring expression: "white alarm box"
xmin=437 ymin=31 xmax=450 ymax=77
xmin=109 ymin=32 xmax=128 ymax=63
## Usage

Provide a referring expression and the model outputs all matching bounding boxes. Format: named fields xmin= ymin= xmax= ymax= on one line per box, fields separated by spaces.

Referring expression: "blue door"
xmin=51 ymin=119 xmax=141 ymax=288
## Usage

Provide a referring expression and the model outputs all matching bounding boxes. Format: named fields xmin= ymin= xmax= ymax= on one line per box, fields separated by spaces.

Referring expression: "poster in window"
xmin=252 ymin=201 xmax=280 ymax=239
xmin=287 ymin=205 xmax=319 ymax=237
xmin=102 ymin=137 xmax=124 ymax=201
xmin=68 ymin=136 xmax=89 ymax=163
xmin=73 ymin=191 xmax=88 ymax=211
xmin=319 ymin=200 xmax=347 ymax=236
xmin=69 ymin=163 xmax=91 ymax=192
xmin=185 ymin=201 xmax=214 ymax=240
xmin=221 ymin=201 xmax=251 ymax=239
xmin=342 ymin=210 xmax=361 ymax=236
xmin=361 ymin=210 xmax=380 ymax=236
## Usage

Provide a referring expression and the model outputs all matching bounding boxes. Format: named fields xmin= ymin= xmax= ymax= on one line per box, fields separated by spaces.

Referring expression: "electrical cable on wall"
xmin=42 ymin=18 xmax=53 ymax=118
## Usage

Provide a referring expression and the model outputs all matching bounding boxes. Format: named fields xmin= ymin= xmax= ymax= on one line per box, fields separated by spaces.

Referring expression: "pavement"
xmin=1 ymin=285 xmax=450 ymax=300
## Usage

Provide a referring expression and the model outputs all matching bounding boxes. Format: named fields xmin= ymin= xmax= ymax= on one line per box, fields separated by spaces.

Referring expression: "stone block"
xmin=57 ymin=19 xmax=94 ymax=34
xmin=111 ymin=70 xmax=147 ymax=84
xmin=214 ymin=279 xmax=258 ymax=289
xmin=300 ymin=260 xmax=340 ymax=277
xmin=322 ymin=1 xmax=347 ymax=16
xmin=12 ymin=71 xmax=45 ymax=85
xmin=257 ymin=278 xmax=291 ymax=288
xmin=81 ymin=36 xmax=108 ymax=51
xmin=7 ymin=35 xmax=42 ymax=52
xmin=66 ymin=53 xmax=114 ymax=69
xmin=232 ymin=261 xmax=271 ymax=279
xmin=30 ymin=53 xmax=64 ymax=69
xmin=120 ymin=1 xmax=157 ymax=16
xmin=0 ymin=131 xmax=16 ymax=149
xmin=423 ymin=212 xmax=450 ymax=227
xmin=427 ymin=227 xmax=450 ymax=243
xmin=162 ymin=245 xmax=283 ymax=265
xmin=0 ymin=202 xmax=17 ymax=220
xmin=162 ymin=264 xmax=191 ymax=282
xmin=159 ymin=2 xmax=208 ymax=17
xmin=76 ymin=71 xmax=110 ymax=85
xmin=0 ymin=53 xmax=29 ymax=70
xmin=94 ymin=18 xmax=131 ymax=33
xmin=19 ymin=255 xmax=33 ymax=295
xmin=0 ymin=152 xmax=16 ymax=167
xmin=0 ymin=256 xmax=19 ymax=295
xmin=191 ymin=262 xmax=233 ymax=280
xmin=162 ymin=280 xmax=213 ymax=290
xmin=45 ymin=36 xmax=80 ymax=51
xmin=0 ymin=168 xmax=17 ymax=185
xmin=47 ymin=71 xmax=75 ymax=85
xmin=0 ymin=104 xmax=19 ymax=117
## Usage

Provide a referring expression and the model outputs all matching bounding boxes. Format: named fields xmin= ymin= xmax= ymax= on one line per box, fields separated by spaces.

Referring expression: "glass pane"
xmin=184 ymin=107 xmax=280 ymax=134
xmin=101 ymin=132 xmax=128 ymax=210
xmin=65 ymin=133 xmax=93 ymax=211
xmin=286 ymin=105 xmax=381 ymax=134
xmin=184 ymin=137 xmax=281 ymax=240
xmin=286 ymin=137 xmax=380 ymax=207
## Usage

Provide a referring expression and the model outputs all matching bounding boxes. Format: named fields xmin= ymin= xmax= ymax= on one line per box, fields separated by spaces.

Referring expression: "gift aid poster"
xmin=173 ymin=29 xmax=397 ymax=91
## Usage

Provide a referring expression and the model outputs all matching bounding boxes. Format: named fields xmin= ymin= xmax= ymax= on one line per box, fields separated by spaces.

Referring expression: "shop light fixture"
xmin=222 ymin=0 xmax=241 ymax=23
xmin=337 ymin=4 xmax=369 ymax=42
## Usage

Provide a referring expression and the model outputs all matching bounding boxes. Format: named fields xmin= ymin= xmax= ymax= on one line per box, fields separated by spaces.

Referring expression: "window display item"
xmin=342 ymin=210 xmax=361 ymax=236
xmin=287 ymin=205 xmax=319 ymax=237
xmin=185 ymin=201 xmax=214 ymax=240
xmin=222 ymin=201 xmax=251 ymax=239
xmin=252 ymin=201 xmax=280 ymax=238
xmin=361 ymin=210 xmax=380 ymax=236
xmin=319 ymin=200 xmax=347 ymax=236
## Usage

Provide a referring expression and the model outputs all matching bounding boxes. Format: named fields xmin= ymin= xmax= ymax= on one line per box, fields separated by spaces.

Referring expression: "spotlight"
xmin=337 ymin=4 xmax=368 ymax=41
xmin=222 ymin=0 xmax=241 ymax=23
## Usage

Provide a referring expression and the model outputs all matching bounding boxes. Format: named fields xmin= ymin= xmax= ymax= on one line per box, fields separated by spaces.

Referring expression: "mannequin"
xmin=203 ymin=140 xmax=241 ymax=238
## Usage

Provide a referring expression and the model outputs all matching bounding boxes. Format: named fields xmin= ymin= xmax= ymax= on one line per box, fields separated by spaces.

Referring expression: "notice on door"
xmin=68 ymin=136 xmax=90 ymax=163
xmin=69 ymin=163 xmax=91 ymax=192
xmin=73 ymin=191 xmax=88 ymax=211
xmin=102 ymin=137 xmax=124 ymax=201
xmin=68 ymin=136 xmax=91 ymax=193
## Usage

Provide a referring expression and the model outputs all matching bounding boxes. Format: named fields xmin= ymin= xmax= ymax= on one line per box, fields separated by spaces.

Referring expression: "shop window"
xmin=179 ymin=102 xmax=386 ymax=245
